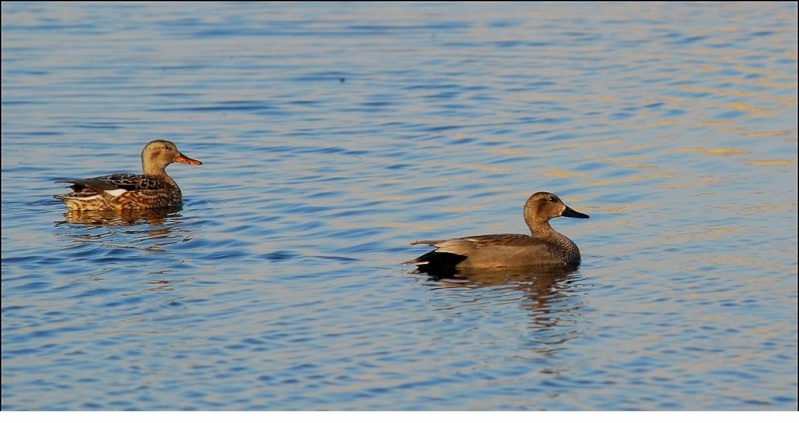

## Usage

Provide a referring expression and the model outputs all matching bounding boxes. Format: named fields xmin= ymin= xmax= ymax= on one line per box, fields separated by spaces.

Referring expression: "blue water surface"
xmin=2 ymin=2 xmax=797 ymax=411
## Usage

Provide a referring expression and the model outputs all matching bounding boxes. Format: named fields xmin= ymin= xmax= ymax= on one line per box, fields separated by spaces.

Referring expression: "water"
xmin=2 ymin=2 xmax=796 ymax=411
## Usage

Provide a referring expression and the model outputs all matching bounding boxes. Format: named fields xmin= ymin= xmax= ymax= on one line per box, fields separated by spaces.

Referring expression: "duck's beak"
xmin=175 ymin=153 xmax=202 ymax=165
xmin=562 ymin=206 xmax=589 ymax=219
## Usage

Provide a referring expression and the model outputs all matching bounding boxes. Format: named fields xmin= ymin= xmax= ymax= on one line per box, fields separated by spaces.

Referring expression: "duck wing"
xmin=411 ymin=234 xmax=535 ymax=254
xmin=57 ymin=174 xmax=168 ymax=194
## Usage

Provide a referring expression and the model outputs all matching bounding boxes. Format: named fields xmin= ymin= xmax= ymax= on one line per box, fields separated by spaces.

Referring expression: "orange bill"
xmin=175 ymin=153 xmax=202 ymax=165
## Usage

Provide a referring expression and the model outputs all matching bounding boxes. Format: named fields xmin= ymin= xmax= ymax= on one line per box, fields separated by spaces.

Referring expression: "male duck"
xmin=405 ymin=192 xmax=589 ymax=274
xmin=55 ymin=139 xmax=202 ymax=211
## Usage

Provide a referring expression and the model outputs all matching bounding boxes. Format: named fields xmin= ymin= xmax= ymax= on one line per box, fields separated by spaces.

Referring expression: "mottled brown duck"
xmin=54 ymin=139 xmax=202 ymax=211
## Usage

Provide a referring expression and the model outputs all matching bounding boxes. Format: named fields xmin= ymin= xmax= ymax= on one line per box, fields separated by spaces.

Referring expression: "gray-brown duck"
xmin=405 ymin=192 xmax=589 ymax=275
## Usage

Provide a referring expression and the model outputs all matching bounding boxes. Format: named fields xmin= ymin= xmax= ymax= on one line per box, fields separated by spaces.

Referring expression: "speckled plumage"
xmin=54 ymin=140 xmax=202 ymax=211
xmin=405 ymin=192 xmax=589 ymax=274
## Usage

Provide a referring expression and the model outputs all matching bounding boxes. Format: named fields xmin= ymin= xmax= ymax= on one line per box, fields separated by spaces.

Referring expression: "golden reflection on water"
xmin=543 ymin=169 xmax=588 ymax=179
xmin=747 ymin=159 xmax=795 ymax=167
xmin=743 ymin=129 xmax=797 ymax=139
xmin=663 ymin=174 xmax=736 ymax=189
xmin=675 ymin=147 xmax=749 ymax=156
xmin=460 ymin=163 xmax=512 ymax=173
xmin=488 ymin=147 xmax=532 ymax=157
xmin=584 ymin=172 xmax=672 ymax=187
xmin=57 ymin=207 xmax=181 ymax=226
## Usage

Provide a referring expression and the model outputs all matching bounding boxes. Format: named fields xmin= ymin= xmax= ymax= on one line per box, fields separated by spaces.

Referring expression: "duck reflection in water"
xmin=420 ymin=264 xmax=586 ymax=355
xmin=57 ymin=206 xmax=182 ymax=226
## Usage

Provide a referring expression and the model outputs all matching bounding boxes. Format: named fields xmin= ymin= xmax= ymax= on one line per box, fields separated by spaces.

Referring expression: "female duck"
xmin=54 ymin=139 xmax=202 ymax=211
xmin=406 ymin=192 xmax=589 ymax=273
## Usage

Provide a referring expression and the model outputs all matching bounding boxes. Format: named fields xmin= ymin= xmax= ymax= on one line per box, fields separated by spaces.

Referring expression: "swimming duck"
xmin=54 ymin=139 xmax=202 ymax=211
xmin=405 ymin=192 xmax=589 ymax=274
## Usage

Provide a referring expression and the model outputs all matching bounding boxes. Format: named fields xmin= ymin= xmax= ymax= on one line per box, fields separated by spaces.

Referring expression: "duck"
xmin=405 ymin=192 xmax=589 ymax=274
xmin=54 ymin=139 xmax=202 ymax=211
